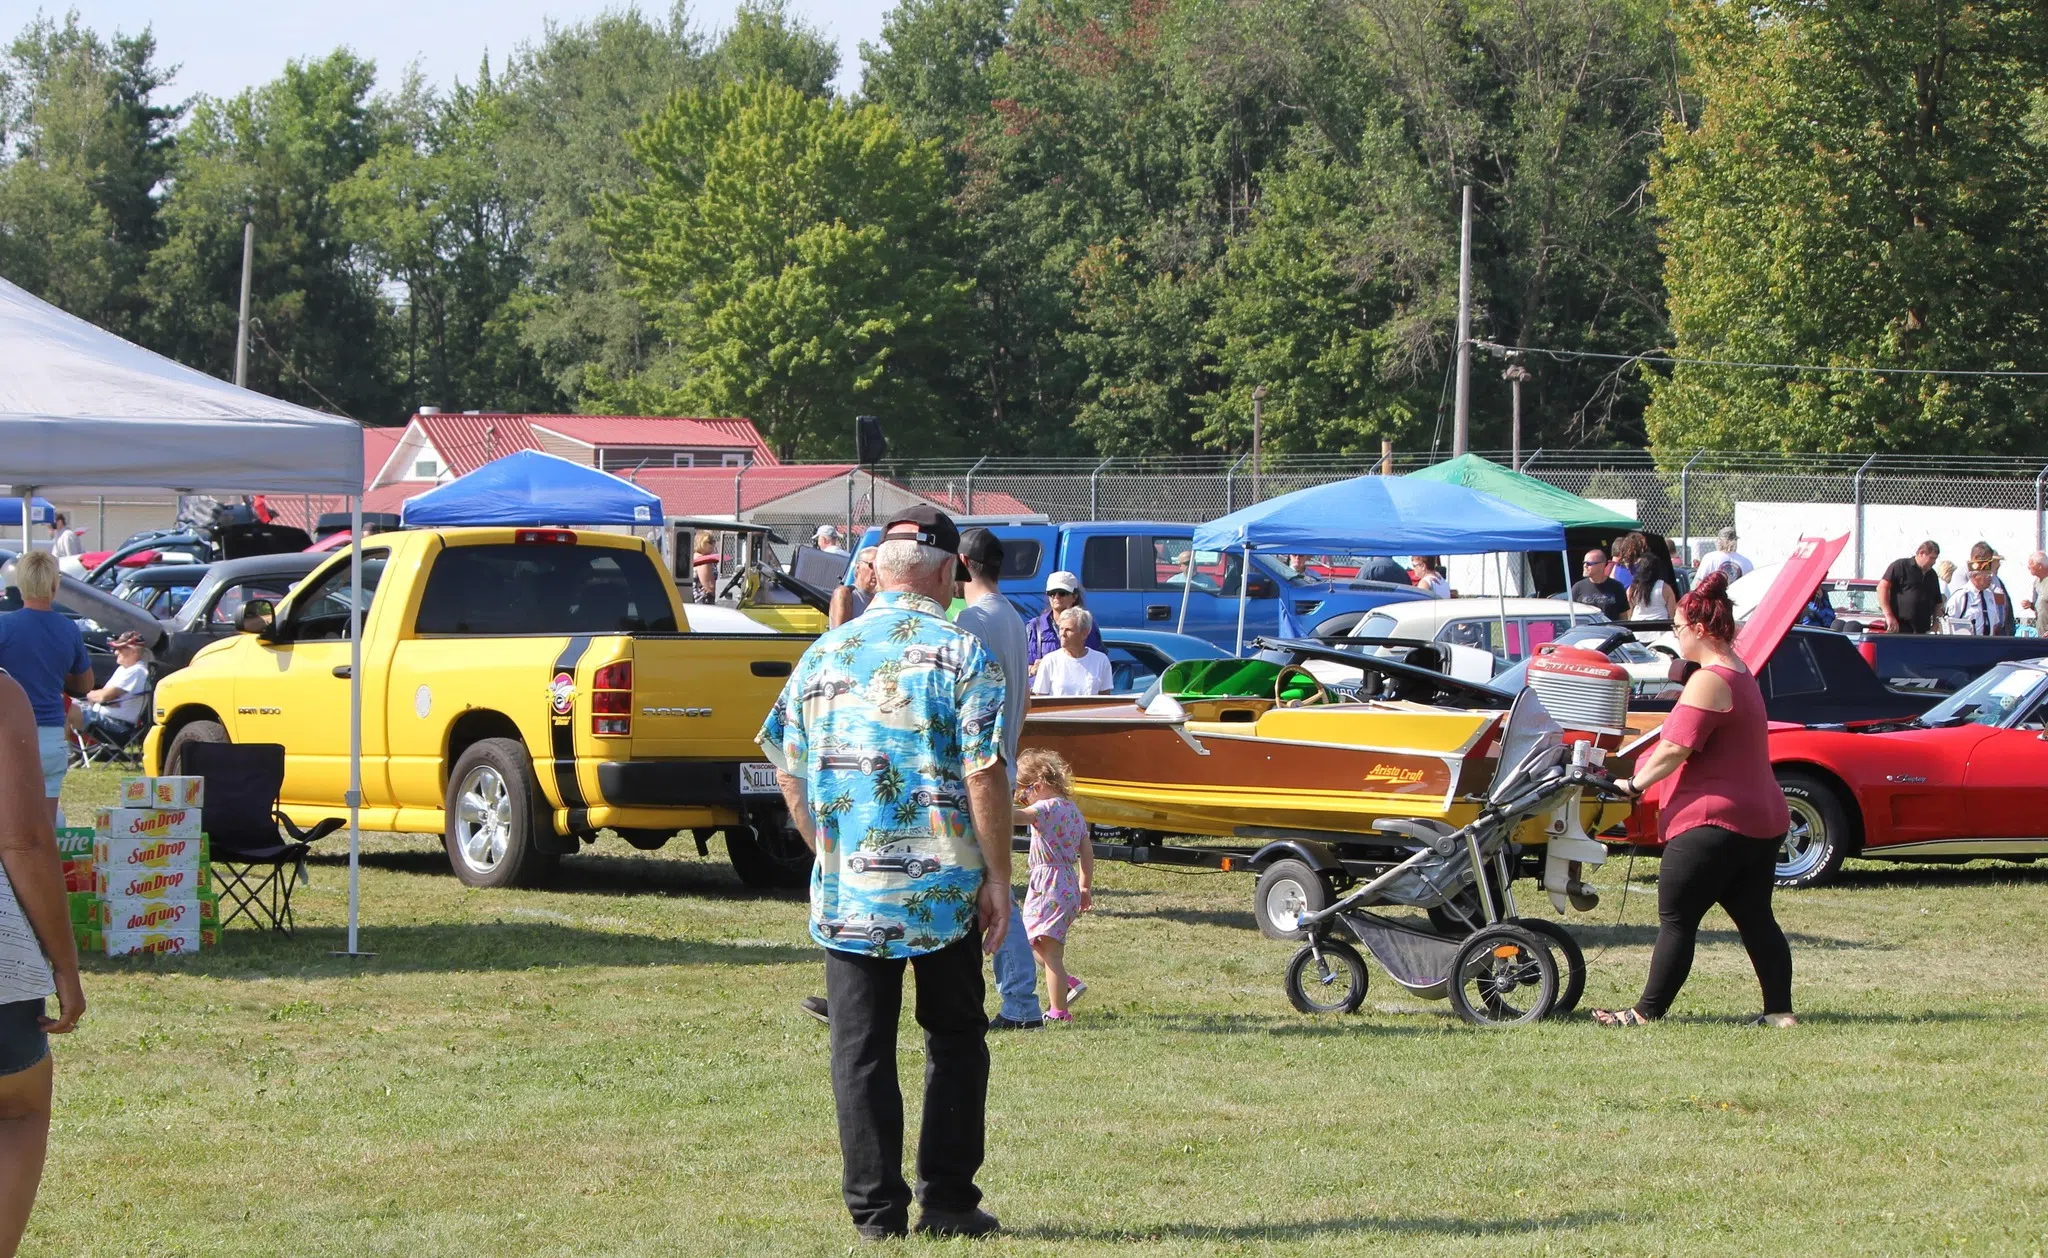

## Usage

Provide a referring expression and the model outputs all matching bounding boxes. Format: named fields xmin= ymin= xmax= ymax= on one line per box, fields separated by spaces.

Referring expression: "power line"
xmin=1471 ymin=340 xmax=2048 ymax=380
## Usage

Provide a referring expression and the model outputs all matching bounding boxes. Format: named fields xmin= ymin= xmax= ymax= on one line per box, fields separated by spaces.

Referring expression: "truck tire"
xmin=727 ymin=820 xmax=813 ymax=890
xmin=444 ymin=738 xmax=558 ymax=889
xmin=1254 ymin=858 xmax=1330 ymax=941
xmin=162 ymin=719 xmax=227 ymax=773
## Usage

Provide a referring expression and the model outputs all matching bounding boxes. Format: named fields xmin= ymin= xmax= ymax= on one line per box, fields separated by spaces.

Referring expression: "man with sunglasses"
xmin=1570 ymin=548 xmax=1628 ymax=620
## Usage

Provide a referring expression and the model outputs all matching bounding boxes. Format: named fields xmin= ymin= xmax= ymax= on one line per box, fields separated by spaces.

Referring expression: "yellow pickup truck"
xmin=144 ymin=527 xmax=815 ymax=889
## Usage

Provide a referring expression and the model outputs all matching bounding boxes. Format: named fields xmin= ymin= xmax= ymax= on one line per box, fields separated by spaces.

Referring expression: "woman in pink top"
xmin=1592 ymin=571 xmax=1796 ymax=1028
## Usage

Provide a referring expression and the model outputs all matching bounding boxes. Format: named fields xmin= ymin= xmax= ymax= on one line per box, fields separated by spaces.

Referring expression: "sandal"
xmin=1043 ymin=1010 xmax=1074 ymax=1023
xmin=1747 ymin=1012 xmax=1798 ymax=1028
xmin=1590 ymin=1007 xmax=1653 ymax=1027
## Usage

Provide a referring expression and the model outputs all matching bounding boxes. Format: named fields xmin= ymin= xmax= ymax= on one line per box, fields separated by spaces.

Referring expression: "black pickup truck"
xmin=1845 ymin=632 xmax=2046 ymax=699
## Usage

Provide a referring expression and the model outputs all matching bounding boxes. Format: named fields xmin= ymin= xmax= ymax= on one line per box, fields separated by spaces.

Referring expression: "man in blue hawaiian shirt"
xmin=758 ymin=505 xmax=1013 ymax=1241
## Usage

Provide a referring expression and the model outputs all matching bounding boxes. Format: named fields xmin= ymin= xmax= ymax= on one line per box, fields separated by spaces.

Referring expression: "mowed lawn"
xmin=32 ymin=765 xmax=2048 ymax=1256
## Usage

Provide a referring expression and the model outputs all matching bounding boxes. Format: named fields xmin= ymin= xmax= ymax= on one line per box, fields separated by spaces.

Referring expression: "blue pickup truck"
xmin=852 ymin=519 xmax=1428 ymax=650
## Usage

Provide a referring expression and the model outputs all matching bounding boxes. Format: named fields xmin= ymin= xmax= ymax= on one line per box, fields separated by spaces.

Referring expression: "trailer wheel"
xmin=1446 ymin=925 xmax=1558 ymax=1027
xmin=1254 ymin=859 xmax=1330 ymax=940
xmin=1284 ymin=940 xmax=1368 ymax=1014
xmin=1510 ymin=918 xmax=1587 ymax=1016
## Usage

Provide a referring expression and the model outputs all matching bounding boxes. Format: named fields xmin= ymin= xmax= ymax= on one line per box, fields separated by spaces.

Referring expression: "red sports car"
xmin=1768 ymin=657 xmax=2048 ymax=886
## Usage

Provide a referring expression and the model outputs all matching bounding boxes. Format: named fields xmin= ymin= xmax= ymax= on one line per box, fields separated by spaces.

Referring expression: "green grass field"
xmin=33 ymin=765 xmax=2048 ymax=1255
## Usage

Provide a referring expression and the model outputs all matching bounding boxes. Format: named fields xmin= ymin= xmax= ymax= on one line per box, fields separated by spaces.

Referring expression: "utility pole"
xmin=1251 ymin=383 xmax=1267 ymax=501
xmin=1504 ymin=360 xmax=1530 ymax=468
xmin=233 ymin=220 xmax=255 ymax=388
xmin=1452 ymin=185 xmax=1473 ymax=456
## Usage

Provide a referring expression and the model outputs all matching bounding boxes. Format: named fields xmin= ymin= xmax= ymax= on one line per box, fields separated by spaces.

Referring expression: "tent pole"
xmin=336 ymin=494 xmax=371 ymax=958
xmin=1176 ymin=548 xmax=1194 ymax=633
xmin=21 ymin=488 xmax=32 ymax=553
xmin=1564 ymin=549 xmax=1576 ymax=625
xmin=1495 ymin=552 xmax=1509 ymax=664
xmin=1234 ymin=543 xmax=1251 ymax=657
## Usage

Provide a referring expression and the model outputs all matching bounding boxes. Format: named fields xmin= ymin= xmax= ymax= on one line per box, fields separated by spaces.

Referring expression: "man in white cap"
xmin=1025 ymin=571 xmax=1102 ymax=675
xmin=1694 ymin=527 xmax=1751 ymax=583
xmin=814 ymin=524 xmax=848 ymax=555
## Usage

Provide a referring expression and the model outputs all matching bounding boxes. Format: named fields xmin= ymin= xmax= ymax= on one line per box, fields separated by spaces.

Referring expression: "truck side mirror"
xmin=1245 ymin=576 xmax=1278 ymax=600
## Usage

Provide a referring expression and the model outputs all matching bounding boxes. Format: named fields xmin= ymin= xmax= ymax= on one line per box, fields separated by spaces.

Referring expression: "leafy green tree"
xmin=494 ymin=7 xmax=711 ymax=403
xmin=0 ymin=14 xmax=181 ymax=334
xmin=708 ymin=0 xmax=840 ymax=97
xmin=1647 ymin=0 xmax=2048 ymax=454
xmin=1198 ymin=122 xmax=1452 ymax=454
xmin=145 ymin=51 xmax=394 ymax=418
xmin=594 ymin=79 xmax=972 ymax=459
xmin=338 ymin=66 xmax=562 ymax=413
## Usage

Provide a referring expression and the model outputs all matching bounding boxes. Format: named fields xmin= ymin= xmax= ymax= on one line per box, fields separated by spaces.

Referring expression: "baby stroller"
xmin=1281 ymin=690 xmax=1628 ymax=1026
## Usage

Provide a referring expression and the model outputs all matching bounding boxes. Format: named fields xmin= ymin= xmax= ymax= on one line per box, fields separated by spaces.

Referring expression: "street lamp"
xmin=1503 ymin=362 xmax=1530 ymax=468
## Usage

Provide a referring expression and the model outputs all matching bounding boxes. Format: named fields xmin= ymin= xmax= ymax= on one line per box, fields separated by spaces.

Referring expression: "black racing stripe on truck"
xmin=550 ymin=636 xmax=593 ymax=832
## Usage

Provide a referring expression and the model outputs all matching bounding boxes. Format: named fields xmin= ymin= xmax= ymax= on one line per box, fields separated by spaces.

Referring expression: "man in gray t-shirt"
xmin=952 ymin=529 xmax=1042 ymax=1029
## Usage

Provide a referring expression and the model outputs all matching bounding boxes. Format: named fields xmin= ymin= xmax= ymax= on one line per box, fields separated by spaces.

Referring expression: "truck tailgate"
xmin=612 ymin=633 xmax=812 ymax=760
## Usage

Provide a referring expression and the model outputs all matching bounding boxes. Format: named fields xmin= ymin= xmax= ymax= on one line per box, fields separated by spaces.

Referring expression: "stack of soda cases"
xmin=86 ymin=776 xmax=217 ymax=956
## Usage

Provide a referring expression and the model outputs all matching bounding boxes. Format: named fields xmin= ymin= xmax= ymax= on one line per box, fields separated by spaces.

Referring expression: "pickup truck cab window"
xmin=209 ymin=580 xmax=297 ymax=626
xmin=285 ymin=553 xmax=388 ymax=641
xmin=413 ymin=544 xmax=678 ymax=635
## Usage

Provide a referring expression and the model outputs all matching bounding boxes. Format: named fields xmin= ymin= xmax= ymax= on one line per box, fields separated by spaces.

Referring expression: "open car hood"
xmin=1732 ymin=534 xmax=1848 ymax=670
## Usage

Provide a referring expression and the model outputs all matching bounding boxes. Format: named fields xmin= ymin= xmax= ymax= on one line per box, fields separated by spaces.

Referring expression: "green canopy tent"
xmin=1407 ymin=455 xmax=1644 ymax=597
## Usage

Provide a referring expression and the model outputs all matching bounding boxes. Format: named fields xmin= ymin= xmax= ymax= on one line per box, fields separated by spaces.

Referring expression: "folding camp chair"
xmin=179 ymin=742 xmax=342 ymax=935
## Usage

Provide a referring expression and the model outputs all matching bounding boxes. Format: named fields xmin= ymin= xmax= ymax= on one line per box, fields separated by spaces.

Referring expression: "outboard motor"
xmin=1526 ymin=644 xmax=1631 ymax=737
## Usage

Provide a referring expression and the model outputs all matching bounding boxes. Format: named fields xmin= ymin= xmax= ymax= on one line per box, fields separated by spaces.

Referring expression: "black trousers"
xmin=823 ymin=930 xmax=989 ymax=1234
xmin=1637 ymin=825 xmax=1794 ymax=1019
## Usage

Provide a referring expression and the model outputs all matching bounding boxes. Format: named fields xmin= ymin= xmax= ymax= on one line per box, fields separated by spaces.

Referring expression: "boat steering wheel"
xmin=1274 ymin=664 xmax=1335 ymax=708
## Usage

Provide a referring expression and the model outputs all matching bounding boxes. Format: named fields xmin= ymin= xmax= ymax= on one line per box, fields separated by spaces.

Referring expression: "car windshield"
xmin=1254 ymin=554 xmax=1317 ymax=586
xmin=1920 ymin=663 xmax=2048 ymax=728
xmin=1350 ymin=613 xmax=1399 ymax=642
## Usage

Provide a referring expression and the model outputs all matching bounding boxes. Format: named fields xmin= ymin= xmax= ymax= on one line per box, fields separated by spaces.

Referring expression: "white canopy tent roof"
xmin=0 ymin=277 xmax=362 ymax=494
xmin=0 ymin=276 xmax=372 ymax=956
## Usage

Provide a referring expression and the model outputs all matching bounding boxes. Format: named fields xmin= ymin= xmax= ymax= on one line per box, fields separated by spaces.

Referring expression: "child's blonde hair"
xmin=1016 ymin=748 xmax=1072 ymax=796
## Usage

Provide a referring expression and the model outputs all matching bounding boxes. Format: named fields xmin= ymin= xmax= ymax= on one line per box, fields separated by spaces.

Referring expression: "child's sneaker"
xmin=1066 ymin=976 xmax=1088 ymax=1005
xmin=1044 ymin=1010 xmax=1074 ymax=1023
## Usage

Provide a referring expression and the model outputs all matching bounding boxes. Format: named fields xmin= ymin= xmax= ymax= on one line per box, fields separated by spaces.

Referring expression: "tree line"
xmin=3 ymin=0 xmax=2044 ymax=462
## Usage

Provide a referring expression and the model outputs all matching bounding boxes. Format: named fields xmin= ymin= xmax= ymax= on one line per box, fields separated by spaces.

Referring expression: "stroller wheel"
xmin=1511 ymin=919 xmax=1586 ymax=1016
xmin=1284 ymin=940 xmax=1368 ymax=1015
xmin=1447 ymin=925 xmax=1558 ymax=1027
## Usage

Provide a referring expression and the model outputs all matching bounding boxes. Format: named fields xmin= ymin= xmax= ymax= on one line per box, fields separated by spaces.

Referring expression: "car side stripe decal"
xmin=550 ymin=636 xmax=593 ymax=834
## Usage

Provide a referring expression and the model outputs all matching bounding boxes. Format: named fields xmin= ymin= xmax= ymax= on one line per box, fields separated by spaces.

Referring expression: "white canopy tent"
xmin=0 ymin=277 xmax=372 ymax=954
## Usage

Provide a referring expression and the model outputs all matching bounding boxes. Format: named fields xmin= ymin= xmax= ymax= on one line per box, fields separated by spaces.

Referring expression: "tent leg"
xmin=21 ymin=488 xmax=32 ymax=554
xmin=1234 ymin=544 xmax=1251 ymax=657
xmin=1176 ymin=548 xmax=1194 ymax=634
xmin=334 ymin=494 xmax=373 ymax=959
xmin=1563 ymin=549 xmax=1576 ymax=625
xmin=1495 ymin=553 xmax=1510 ymax=664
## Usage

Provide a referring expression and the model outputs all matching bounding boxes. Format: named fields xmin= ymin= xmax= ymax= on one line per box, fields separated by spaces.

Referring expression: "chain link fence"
xmin=873 ymin=450 xmax=2048 ymax=577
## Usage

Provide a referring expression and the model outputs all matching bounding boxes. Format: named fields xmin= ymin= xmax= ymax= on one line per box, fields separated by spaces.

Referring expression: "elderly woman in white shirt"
xmin=1029 ymin=607 xmax=1115 ymax=696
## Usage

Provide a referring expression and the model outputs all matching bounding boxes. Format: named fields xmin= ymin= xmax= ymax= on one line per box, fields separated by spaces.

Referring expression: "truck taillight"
xmin=515 ymin=528 xmax=578 ymax=544
xmin=592 ymin=660 xmax=632 ymax=736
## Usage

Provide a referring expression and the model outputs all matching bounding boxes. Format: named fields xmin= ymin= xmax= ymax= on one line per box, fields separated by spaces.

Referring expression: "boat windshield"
xmin=1919 ymin=664 xmax=2048 ymax=728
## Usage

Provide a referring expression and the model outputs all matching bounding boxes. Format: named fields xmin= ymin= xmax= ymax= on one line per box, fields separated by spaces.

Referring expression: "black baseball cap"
xmin=956 ymin=526 xmax=1003 ymax=583
xmin=883 ymin=504 xmax=960 ymax=555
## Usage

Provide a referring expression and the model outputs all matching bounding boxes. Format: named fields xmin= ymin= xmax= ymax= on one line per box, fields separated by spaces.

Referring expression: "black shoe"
xmin=988 ymin=1015 xmax=1042 ymax=1031
xmin=915 ymin=1207 xmax=1001 ymax=1237
xmin=800 ymin=996 xmax=829 ymax=1025
xmin=854 ymin=1224 xmax=907 ymax=1243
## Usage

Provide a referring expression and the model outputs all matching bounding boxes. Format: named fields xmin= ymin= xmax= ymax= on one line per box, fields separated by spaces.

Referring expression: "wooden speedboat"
xmin=1022 ymin=656 xmax=1633 ymax=844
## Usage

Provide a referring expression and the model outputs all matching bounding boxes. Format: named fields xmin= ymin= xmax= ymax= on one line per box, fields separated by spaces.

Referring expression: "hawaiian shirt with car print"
xmin=756 ymin=590 xmax=1008 ymax=959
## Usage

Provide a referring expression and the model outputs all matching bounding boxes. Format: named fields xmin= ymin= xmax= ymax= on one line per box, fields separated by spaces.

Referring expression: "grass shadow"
xmin=1095 ymin=905 xmax=1261 ymax=933
xmin=1016 ymin=1209 xmax=1623 ymax=1241
xmin=1072 ymin=1010 xmax=1441 ymax=1039
xmin=1832 ymin=862 xmax=2048 ymax=889
xmin=305 ymin=847 xmax=805 ymax=902
xmin=1564 ymin=922 xmax=1900 ymax=950
xmin=80 ymin=921 xmax=814 ymax=979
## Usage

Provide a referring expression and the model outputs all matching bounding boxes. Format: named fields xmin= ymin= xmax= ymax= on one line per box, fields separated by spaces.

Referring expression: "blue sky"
xmin=30 ymin=0 xmax=891 ymax=100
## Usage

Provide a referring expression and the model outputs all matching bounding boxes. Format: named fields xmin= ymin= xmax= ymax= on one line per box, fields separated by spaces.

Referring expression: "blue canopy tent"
xmin=1188 ymin=475 xmax=1568 ymax=654
xmin=402 ymin=450 xmax=665 ymax=528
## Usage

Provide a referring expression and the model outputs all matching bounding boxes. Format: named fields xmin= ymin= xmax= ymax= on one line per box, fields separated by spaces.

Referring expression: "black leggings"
xmin=1636 ymin=824 xmax=1793 ymax=1018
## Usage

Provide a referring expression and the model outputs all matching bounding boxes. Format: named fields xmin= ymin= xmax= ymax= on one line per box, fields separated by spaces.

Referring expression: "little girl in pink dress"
xmin=1015 ymin=749 xmax=1094 ymax=1021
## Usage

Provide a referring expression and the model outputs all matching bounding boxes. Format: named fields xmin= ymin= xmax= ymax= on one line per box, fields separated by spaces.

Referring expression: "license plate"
xmin=739 ymin=762 xmax=781 ymax=795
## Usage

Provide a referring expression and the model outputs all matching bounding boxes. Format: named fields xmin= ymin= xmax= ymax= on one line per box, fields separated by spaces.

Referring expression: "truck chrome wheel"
xmin=454 ymin=764 xmax=513 ymax=874
xmin=1778 ymin=797 xmax=1828 ymax=883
